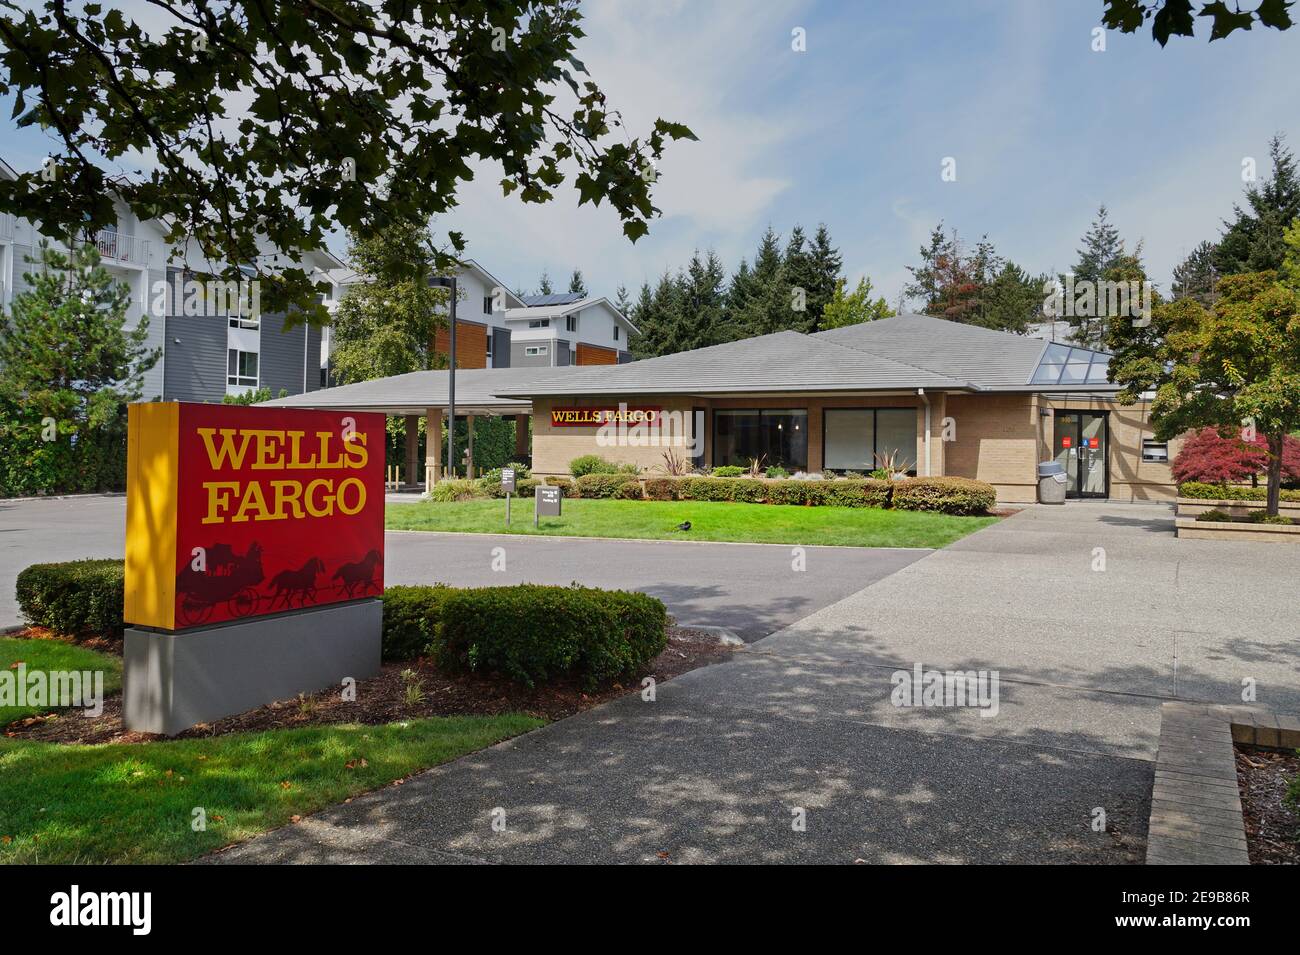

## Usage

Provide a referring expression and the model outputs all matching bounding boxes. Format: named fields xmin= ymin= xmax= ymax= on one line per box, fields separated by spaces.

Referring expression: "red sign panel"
xmin=1088 ymin=437 xmax=1100 ymax=448
xmin=165 ymin=404 xmax=385 ymax=628
xmin=1061 ymin=436 xmax=1072 ymax=448
xmin=550 ymin=406 xmax=663 ymax=428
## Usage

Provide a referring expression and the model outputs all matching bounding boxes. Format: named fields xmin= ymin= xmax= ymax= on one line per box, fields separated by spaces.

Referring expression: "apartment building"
xmin=325 ymin=259 xmax=637 ymax=375
xmin=0 ymin=156 xmax=342 ymax=403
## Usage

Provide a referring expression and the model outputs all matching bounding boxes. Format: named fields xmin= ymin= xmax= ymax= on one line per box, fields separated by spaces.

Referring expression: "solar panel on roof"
xmin=519 ymin=292 xmax=585 ymax=306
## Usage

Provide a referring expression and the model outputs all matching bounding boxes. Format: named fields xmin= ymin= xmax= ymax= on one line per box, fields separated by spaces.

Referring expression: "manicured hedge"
xmin=432 ymin=584 xmax=668 ymax=688
xmin=575 ymin=472 xmax=640 ymax=498
xmin=379 ymin=585 xmax=450 ymax=661
xmin=569 ymin=454 xmax=621 ymax=477
xmin=680 ymin=476 xmax=767 ymax=502
xmin=642 ymin=477 xmax=681 ymax=501
xmin=545 ymin=476 xmax=577 ymax=497
xmin=821 ymin=479 xmax=892 ymax=508
xmin=1178 ymin=481 xmax=1300 ymax=502
xmin=15 ymin=559 xmax=125 ymax=639
xmin=891 ymin=477 xmax=996 ymax=515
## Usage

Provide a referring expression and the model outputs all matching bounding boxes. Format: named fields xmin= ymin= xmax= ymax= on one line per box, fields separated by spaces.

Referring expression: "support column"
xmin=404 ymin=414 xmax=419 ymax=487
xmin=425 ymin=407 xmax=443 ymax=487
xmin=466 ymin=414 xmax=476 ymax=478
xmin=513 ymin=414 xmax=530 ymax=460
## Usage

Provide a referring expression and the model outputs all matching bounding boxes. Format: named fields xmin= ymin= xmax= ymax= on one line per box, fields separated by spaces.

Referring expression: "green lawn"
xmin=0 ymin=637 xmax=122 ymax=726
xmin=0 ymin=714 xmax=542 ymax=864
xmin=387 ymin=497 xmax=998 ymax=548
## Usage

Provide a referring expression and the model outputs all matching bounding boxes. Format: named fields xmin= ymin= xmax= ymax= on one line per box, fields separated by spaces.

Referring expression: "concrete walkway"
xmin=210 ymin=501 xmax=1299 ymax=864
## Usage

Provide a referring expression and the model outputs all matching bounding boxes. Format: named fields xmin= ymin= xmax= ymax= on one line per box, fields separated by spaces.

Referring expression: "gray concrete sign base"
xmin=123 ymin=599 xmax=381 ymax=735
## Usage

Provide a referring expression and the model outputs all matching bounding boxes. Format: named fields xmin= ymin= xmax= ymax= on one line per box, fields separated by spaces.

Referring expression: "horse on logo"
xmin=269 ymin=556 xmax=326 ymax=609
xmin=333 ymin=549 xmax=383 ymax=598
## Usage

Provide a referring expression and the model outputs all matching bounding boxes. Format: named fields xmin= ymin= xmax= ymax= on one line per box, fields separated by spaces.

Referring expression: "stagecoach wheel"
xmin=179 ymin=596 xmax=211 ymax=627
xmin=230 ymin=587 xmax=258 ymax=618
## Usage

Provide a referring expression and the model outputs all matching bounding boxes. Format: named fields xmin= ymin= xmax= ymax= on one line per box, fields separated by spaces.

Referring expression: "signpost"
xmin=535 ymin=484 xmax=561 ymax=528
xmin=122 ymin=402 xmax=386 ymax=734
xmin=502 ymin=467 xmax=516 ymax=525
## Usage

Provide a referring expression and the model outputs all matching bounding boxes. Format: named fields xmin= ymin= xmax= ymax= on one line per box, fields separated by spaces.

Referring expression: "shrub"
xmin=643 ymin=477 xmax=681 ymax=501
xmin=477 ymin=463 xmax=532 ymax=497
xmin=575 ymin=472 xmax=640 ymax=499
xmin=1178 ymin=482 xmax=1300 ymax=502
xmin=711 ymin=465 xmax=745 ymax=477
xmin=570 ymin=454 xmax=620 ymax=477
xmin=429 ymin=478 xmax=484 ymax=502
xmin=891 ymin=477 xmax=996 ymax=515
xmin=432 ymin=584 xmax=667 ymax=688
xmin=16 ymin=559 xmax=125 ymax=638
xmin=617 ymin=479 xmax=645 ymax=500
xmin=545 ymin=476 xmax=577 ymax=497
xmin=1247 ymin=511 xmax=1295 ymax=525
xmin=1194 ymin=509 xmax=1233 ymax=522
xmin=380 ymin=585 xmax=450 ymax=661
xmin=766 ymin=479 xmax=829 ymax=506
xmin=680 ymin=477 xmax=765 ymax=502
xmin=1171 ymin=428 xmax=1300 ymax=485
xmin=821 ymin=478 xmax=892 ymax=508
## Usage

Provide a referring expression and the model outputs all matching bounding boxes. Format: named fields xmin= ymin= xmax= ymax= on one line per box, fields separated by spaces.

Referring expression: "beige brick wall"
xmin=528 ymin=390 xmax=1181 ymax=500
xmin=944 ymin=394 xmax=1041 ymax=502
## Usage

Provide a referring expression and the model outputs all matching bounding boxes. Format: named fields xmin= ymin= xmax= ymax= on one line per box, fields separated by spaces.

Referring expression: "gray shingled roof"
xmin=812 ymin=314 xmax=1051 ymax=389
xmin=258 ymin=367 xmax=576 ymax=415
xmin=491 ymin=329 xmax=967 ymax=398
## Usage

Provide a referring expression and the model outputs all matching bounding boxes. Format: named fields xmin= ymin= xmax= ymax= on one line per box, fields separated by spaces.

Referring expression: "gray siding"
xmin=492 ymin=327 xmax=511 ymax=368
xmin=510 ymin=340 xmax=553 ymax=368
xmin=163 ymin=314 xmax=226 ymax=402
xmin=618 ymin=350 xmax=633 ymax=364
xmin=259 ymin=312 xmax=314 ymax=397
xmin=555 ymin=339 xmax=571 ymax=367
xmin=304 ymin=323 xmax=323 ymax=392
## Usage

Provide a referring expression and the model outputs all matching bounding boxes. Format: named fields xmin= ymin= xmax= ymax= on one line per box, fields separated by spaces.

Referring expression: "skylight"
xmin=1029 ymin=343 xmax=1112 ymax=386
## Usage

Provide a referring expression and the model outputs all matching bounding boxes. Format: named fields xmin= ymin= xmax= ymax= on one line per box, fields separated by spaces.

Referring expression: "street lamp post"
xmin=428 ymin=274 xmax=458 ymax=480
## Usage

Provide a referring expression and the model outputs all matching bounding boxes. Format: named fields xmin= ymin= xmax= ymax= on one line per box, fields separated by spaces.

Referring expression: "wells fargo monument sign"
xmin=122 ymin=402 xmax=385 ymax=734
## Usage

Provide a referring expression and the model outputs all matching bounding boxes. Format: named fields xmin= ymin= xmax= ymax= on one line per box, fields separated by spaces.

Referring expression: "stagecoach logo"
xmin=550 ymin=405 xmax=662 ymax=427
xmin=50 ymin=885 xmax=151 ymax=935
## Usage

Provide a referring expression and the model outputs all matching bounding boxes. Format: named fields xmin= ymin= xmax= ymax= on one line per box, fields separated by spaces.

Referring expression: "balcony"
xmin=88 ymin=228 xmax=151 ymax=267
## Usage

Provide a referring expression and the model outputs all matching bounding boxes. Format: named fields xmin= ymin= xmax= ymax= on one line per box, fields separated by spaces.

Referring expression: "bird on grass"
xmin=676 ymin=521 xmax=692 ymax=532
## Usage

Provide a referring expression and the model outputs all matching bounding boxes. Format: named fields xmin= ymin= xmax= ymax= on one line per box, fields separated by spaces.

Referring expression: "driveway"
xmin=211 ymin=501 xmax=1300 ymax=864
xmin=0 ymin=494 xmax=924 ymax=639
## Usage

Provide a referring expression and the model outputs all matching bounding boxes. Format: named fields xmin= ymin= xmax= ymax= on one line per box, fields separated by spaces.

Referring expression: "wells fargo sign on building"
xmin=549 ymin=405 xmax=663 ymax=428
xmin=125 ymin=403 xmax=386 ymax=630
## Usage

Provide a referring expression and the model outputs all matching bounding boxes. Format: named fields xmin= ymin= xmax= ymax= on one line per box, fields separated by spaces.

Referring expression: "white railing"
xmin=89 ymin=228 xmax=150 ymax=266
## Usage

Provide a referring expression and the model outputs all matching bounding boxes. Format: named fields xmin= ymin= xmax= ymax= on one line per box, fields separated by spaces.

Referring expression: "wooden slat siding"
xmin=433 ymin=319 xmax=488 ymax=369
xmin=576 ymin=343 xmax=618 ymax=366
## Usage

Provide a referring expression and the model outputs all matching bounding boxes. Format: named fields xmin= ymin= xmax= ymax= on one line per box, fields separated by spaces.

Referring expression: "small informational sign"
xmin=1088 ymin=437 xmax=1099 ymax=449
xmin=501 ymin=468 xmax=516 ymax=493
xmin=1061 ymin=436 xmax=1073 ymax=448
xmin=535 ymin=485 xmax=562 ymax=527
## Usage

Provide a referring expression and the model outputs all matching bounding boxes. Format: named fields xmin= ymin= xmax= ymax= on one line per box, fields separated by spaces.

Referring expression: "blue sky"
xmin=3 ymin=0 xmax=1298 ymax=305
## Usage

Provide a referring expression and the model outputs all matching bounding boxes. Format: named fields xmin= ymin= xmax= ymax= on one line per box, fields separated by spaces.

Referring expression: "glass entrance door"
xmin=1052 ymin=412 xmax=1108 ymax=499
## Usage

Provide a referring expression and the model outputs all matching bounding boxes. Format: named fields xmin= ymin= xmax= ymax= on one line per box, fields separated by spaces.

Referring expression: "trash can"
xmin=1037 ymin=461 xmax=1068 ymax=504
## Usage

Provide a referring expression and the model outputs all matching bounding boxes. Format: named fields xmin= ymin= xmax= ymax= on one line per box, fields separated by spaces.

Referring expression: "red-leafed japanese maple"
xmin=1170 ymin=427 xmax=1300 ymax=486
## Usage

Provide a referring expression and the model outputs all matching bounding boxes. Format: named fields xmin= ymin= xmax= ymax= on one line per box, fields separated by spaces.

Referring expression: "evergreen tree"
xmin=733 ymin=225 xmax=794 ymax=337
xmin=536 ymin=271 xmax=554 ymax=295
xmin=904 ymin=224 xmax=982 ymax=322
xmin=1072 ymin=204 xmax=1124 ymax=285
xmin=980 ymin=261 xmax=1047 ymax=334
xmin=782 ymin=225 xmax=817 ymax=331
xmin=1215 ymin=134 xmax=1300 ymax=275
xmin=677 ymin=250 xmax=730 ymax=350
xmin=628 ymin=282 xmax=656 ymax=358
xmin=0 ymin=242 xmax=158 ymax=494
xmin=568 ymin=268 xmax=588 ymax=296
xmin=1171 ymin=240 xmax=1222 ymax=307
xmin=614 ymin=283 xmax=632 ymax=315
xmin=806 ymin=224 xmax=844 ymax=331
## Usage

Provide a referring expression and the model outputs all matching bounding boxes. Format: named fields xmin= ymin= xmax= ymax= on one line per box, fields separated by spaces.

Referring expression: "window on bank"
xmin=823 ymin=408 xmax=917 ymax=473
xmin=1141 ymin=439 xmax=1168 ymax=463
xmin=713 ymin=409 xmax=808 ymax=471
xmin=227 ymin=349 xmax=258 ymax=387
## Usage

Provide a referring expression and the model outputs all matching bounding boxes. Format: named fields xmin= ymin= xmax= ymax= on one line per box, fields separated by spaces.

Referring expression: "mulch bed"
xmin=1235 ymin=744 xmax=1300 ymax=865
xmin=3 ymin=626 xmax=738 ymax=746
